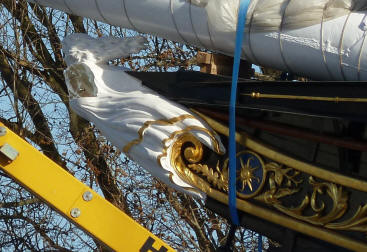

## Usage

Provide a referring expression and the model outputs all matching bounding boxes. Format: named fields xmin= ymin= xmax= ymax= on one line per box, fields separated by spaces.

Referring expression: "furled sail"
xmin=29 ymin=0 xmax=367 ymax=80
xmin=204 ymin=0 xmax=367 ymax=32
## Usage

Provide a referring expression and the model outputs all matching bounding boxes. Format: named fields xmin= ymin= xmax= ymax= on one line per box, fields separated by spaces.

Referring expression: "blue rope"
xmin=258 ymin=235 xmax=263 ymax=252
xmin=229 ymin=0 xmax=251 ymax=226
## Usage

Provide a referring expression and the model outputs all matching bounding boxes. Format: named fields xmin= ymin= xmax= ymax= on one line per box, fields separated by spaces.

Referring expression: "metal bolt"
xmin=82 ymin=191 xmax=93 ymax=202
xmin=70 ymin=208 xmax=81 ymax=218
xmin=0 ymin=143 xmax=19 ymax=161
xmin=0 ymin=127 xmax=6 ymax=136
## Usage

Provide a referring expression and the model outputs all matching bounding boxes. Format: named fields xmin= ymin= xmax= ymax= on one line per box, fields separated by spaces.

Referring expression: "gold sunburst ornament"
xmin=237 ymin=156 xmax=261 ymax=192
xmin=233 ymin=151 xmax=266 ymax=199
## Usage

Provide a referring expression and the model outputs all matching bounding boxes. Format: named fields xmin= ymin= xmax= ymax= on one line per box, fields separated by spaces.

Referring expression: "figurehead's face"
xmin=65 ymin=63 xmax=97 ymax=98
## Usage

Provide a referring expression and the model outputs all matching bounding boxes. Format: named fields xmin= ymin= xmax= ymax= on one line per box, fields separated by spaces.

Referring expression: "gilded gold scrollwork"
xmin=165 ymin=132 xmax=221 ymax=195
xmin=256 ymin=171 xmax=349 ymax=227
xmin=188 ymin=162 xmax=228 ymax=192
xmin=255 ymin=162 xmax=302 ymax=205
xmin=166 ymin=112 xmax=367 ymax=250
xmin=164 ymin=121 xmax=367 ymax=241
xmin=326 ymin=205 xmax=367 ymax=233
xmin=169 ymin=132 xmax=229 ymax=193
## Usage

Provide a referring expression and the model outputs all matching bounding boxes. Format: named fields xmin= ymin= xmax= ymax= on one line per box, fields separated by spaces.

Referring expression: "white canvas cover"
xmin=29 ymin=0 xmax=367 ymax=80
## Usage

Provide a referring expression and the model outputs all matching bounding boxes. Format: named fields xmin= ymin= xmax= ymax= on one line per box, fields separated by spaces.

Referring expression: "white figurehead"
xmin=62 ymin=34 xmax=225 ymax=198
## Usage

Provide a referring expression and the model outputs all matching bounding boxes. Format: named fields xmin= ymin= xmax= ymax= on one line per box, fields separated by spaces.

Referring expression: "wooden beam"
xmin=196 ymin=51 xmax=254 ymax=78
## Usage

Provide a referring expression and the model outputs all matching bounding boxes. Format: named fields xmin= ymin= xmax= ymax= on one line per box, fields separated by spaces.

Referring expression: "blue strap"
xmin=229 ymin=0 xmax=251 ymax=226
xmin=258 ymin=235 xmax=263 ymax=252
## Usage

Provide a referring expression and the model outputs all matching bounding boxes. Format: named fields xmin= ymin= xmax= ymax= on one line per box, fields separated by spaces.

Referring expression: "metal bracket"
xmin=0 ymin=127 xmax=6 ymax=137
xmin=0 ymin=143 xmax=19 ymax=161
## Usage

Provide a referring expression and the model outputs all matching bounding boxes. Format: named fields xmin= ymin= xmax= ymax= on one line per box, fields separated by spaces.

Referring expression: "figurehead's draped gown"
xmin=63 ymin=34 xmax=225 ymax=198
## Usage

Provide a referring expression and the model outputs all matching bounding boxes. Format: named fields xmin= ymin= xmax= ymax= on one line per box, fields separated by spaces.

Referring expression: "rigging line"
xmin=122 ymin=0 xmax=141 ymax=33
xmin=247 ymin=0 xmax=262 ymax=66
xmin=339 ymin=12 xmax=352 ymax=81
xmin=279 ymin=0 xmax=294 ymax=75
xmin=189 ymin=1 xmax=206 ymax=48
xmin=169 ymin=0 xmax=190 ymax=45
xmin=320 ymin=3 xmax=334 ymax=80
xmin=358 ymin=34 xmax=367 ymax=81
xmin=62 ymin=0 xmax=75 ymax=15
xmin=206 ymin=15 xmax=217 ymax=51
xmin=94 ymin=0 xmax=109 ymax=24
xmin=357 ymin=19 xmax=367 ymax=81
xmin=229 ymin=0 xmax=251 ymax=226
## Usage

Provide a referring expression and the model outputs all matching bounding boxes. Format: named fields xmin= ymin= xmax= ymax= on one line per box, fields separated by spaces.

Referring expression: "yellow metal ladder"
xmin=0 ymin=123 xmax=175 ymax=252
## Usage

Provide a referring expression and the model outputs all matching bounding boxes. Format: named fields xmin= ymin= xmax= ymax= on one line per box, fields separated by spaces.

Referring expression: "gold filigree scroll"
xmin=326 ymin=205 xmax=367 ymax=232
xmin=162 ymin=132 xmax=219 ymax=195
xmin=192 ymin=109 xmax=367 ymax=193
xmin=274 ymin=177 xmax=348 ymax=226
xmin=188 ymin=162 xmax=228 ymax=192
xmin=255 ymin=162 xmax=303 ymax=205
xmin=157 ymin=126 xmax=224 ymax=194
xmin=171 ymin=135 xmax=366 ymax=234
xmin=163 ymin=113 xmax=367 ymax=246
xmin=255 ymin=162 xmax=350 ymax=227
